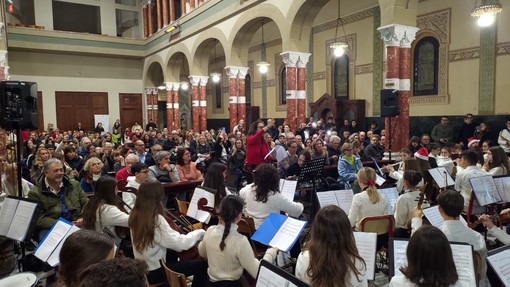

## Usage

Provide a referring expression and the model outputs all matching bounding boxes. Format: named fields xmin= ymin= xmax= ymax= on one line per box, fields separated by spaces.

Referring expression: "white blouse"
xmin=348 ymin=190 xmax=388 ymax=229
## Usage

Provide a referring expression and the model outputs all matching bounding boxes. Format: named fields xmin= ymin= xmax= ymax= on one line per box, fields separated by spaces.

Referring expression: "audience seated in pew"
xmin=175 ymin=148 xmax=203 ymax=182
xmin=149 ymin=151 xmax=180 ymax=182
xmin=126 ymin=162 xmax=150 ymax=190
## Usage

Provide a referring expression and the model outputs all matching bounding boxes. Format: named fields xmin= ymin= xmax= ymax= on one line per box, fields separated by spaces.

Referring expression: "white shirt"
xmin=94 ymin=204 xmax=129 ymax=234
xmin=131 ymin=214 xmax=205 ymax=271
xmin=348 ymin=190 xmax=388 ymax=229
xmin=295 ymin=250 xmax=367 ymax=287
xmin=1 ymin=178 xmax=33 ymax=198
xmin=454 ymin=165 xmax=488 ymax=211
xmin=394 ymin=189 xmax=429 ymax=229
xmin=239 ymin=183 xmax=303 ymax=229
xmin=498 ymin=128 xmax=510 ymax=153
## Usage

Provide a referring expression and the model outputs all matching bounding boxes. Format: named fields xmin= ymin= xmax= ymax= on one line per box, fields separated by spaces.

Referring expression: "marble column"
xmin=237 ymin=67 xmax=249 ymax=125
xmin=181 ymin=0 xmax=186 ymax=15
xmin=225 ymin=67 xmax=240 ymax=132
xmin=145 ymin=88 xmax=156 ymax=126
xmin=280 ymin=52 xmax=299 ymax=131
xmin=148 ymin=2 xmax=154 ymax=35
xmin=198 ymin=0 xmax=203 ymax=5
xmin=296 ymin=53 xmax=311 ymax=128
xmin=169 ymin=0 xmax=175 ymax=22
xmin=378 ymin=24 xmax=419 ymax=152
xmin=143 ymin=4 xmax=149 ymax=38
xmin=151 ymin=89 xmax=159 ymax=127
xmin=189 ymin=77 xmax=201 ymax=132
xmin=190 ymin=0 xmax=195 ymax=10
xmin=198 ymin=76 xmax=209 ymax=133
xmin=156 ymin=0 xmax=162 ymax=30
xmin=170 ymin=83 xmax=180 ymax=130
xmin=165 ymin=83 xmax=174 ymax=131
xmin=162 ymin=0 xmax=168 ymax=26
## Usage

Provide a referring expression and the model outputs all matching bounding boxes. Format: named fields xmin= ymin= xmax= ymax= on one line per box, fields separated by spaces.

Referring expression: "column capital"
xmin=237 ymin=67 xmax=249 ymax=79
xmin=198 ymin=76 xmax=209 ymax=86
xmin=280 ymin=51 xmax=311 ymax=68
xmin=377 ymin=24 xmax=419 ymax=47
xmin=145 ymin=87 xmax=156 ymax=94
xmin=188 ymin=76 xmax=202 ymax=86
xmin=224 ymin=66 xmax=242 ymax=78
xmin=164 ymin=82 xmax=180 ymax=91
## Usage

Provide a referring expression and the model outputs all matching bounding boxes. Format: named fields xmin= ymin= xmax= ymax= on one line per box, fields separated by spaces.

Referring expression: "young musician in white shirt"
xmin=455 ymin=150 xmax=489 ymax=212
xmin=296 ymin=205 xmax=367 ymax=287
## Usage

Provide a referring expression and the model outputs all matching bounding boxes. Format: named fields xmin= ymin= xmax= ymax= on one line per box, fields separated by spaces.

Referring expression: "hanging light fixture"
xmin=210 ymin=39 xmax=221 ymax=83
xmin=256 ymin=19 xmax=270 ymax=74
xmin=471 ymin=0 xmax=503 ymax=27
xmin=180 ymin=82 xmax=189 ymax=91
xmin=330 ymin=0 xmax=348 ymax=57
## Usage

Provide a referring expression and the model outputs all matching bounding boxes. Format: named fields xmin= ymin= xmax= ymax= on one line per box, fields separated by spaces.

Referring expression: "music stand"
xmin=297 ymin=157 xmax=325 ymax=221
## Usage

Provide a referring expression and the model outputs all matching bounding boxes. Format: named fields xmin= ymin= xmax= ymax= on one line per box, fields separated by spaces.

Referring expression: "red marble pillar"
xmin=394 ymin=46 xmax=412 ymax=151
xmin=237 ymin=67 xmax=249 ymax=125
xmin=286 ymin=66 xmax=297 ymax=131
xmin=189 ymin=77 xmax=200 ymax=132
xmin=296 ymin=53 xmax=310 ymax=128
xmin=148 ymin=2 xmax=154 ymax=35
xmin=162 ymin=0 xmax=168 ymax=26
xmin=172 ymin=85 xmax=180 ymax=130
xmin=181 ymin=0 xmax=186 ymax=15
xmin=165 ymin=84 xmax=174 ymax=131
xmin=156 ymin=0 xmax=162 ymax=30
xmin=169 ymin=0 xmax=175 ymax=22
xmin=190 ymin=0 xmax=195 ymax=10
xmin=151 ymin=91 xmax=159 ymax=127
xmin=225 ymin=67 xmax=239 ymax=132
xmin=384 ymin=45 xmax=400 ymax=152
xmin=199 ymin=77 xmax=208 ymax=133
xmin=143 ymin=5 xmax=148 ymax=38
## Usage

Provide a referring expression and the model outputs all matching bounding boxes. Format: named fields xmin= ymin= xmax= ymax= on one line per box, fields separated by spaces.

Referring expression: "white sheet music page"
xmin=0 ymin=197 xmax=19 ymax=236
xmin=450 ymin=244 xmax=476 ymax=287
xmin=375 ymin=174 xmax=386 ymax=187
xmin=392 ymin=239 xmax=409 ymax=277
xmin=187 ymin=188 xmax=215 ymax=223
xmin=429 ymin=167 xmax=454 ymax=188
xmin=469 ymin=175 xmax=502 ymax=206
xmin=334 ymin=189 xmax=354 ymax=214
xmin=422 ymin=206 xmax=467 ymax=228
xmin=46 ymin=225 xmax=80 ymax=267
xmin=316 ymin=191 xmax=339 ymax=208
xmin=487 ymin=249 xmax=510 ymax=286
xmin=256 ymin=265 xmax=297 ymax=287
xmin=6 ymin=200 xmax=38 ymax=241
xmin=494 ymin=177 xmax=510 ymax=203
xmin=379 ymin=187 xmax=399 ymax=214
xmin=269 ymin=217 xmax=307 ymax=252
xmin=353 ymin=232 xmax=377 ymax=280
xmin=280 ymin=179 xmax=297 ymax=203
xmin=34 ymin=220 xmax=73 ymax=263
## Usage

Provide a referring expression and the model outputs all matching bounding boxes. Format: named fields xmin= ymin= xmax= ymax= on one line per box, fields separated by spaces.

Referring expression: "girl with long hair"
xmin=203 ymin=162 xmax=231 ymax=208
xmin=309 ymin=139 xmax=330 ymax=165
xmin=128 ymin=180 xmax=207 ymax=286
xmin=483 ymin=146 xmax=510 ymax=176
xmin=198 ymin=195 xmax=277 ymax=286
xmin=30 ymin=147 xmax=50 ymax=183
xmin=81 ymin=176 xmax=128 ymax=234
xmin=296 ymin=205 xmax=367 ymax=287
xmin=228 ymin=139 xmax=246 ymax=191
xmin=348 ymin=167 xmax=388 ymax=229
xmin=59 ymin=230 xmax=116 ymax=287
xmin=239 ymin=164 xmax=303 ymax=228
xmin=389 ymin=225 xmax=458 ymax=287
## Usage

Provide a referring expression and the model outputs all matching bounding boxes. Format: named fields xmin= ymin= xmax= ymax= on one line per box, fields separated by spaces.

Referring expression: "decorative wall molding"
xmin=253 ymin=79 xmax=275 ymax=88
xmin=497 ymin=42 xmax=510 ymax=55
xmin=449 ymin=47 xmax=480 ymax=62
xmin=356 ymin=64 xmax=373 ymax=74
xmin=479 ymin=24 xmax=496 ymax=114
xmin=248 ymin=38 xmax=282 ymax=53
xmin=313 ymin=72 xmax=326 ymax=80
xmin=312 ymin=7 xmax=377 ymax=34
xmin=372 ymin=8 xmax=382 ymax=116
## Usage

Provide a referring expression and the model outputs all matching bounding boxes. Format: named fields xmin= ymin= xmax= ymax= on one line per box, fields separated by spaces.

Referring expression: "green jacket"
xmin=27 ymin=175 xmax=89 ymax=230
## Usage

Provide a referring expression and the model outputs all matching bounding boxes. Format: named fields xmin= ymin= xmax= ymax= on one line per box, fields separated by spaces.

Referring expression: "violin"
xmin=468 ymin=214 xmax=500 ymax=229
xmin=163 ymin=210 xmax=202 ymax=261
xmin=197 ymin=197 xmax=219 ymax=222
xmin=407 ymin=183 xmax=427 ymax=232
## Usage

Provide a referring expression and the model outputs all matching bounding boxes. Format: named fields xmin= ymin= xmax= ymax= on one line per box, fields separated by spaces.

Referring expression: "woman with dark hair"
xmin=389 ymin=225 xmax=458 ymax=287
xmin=81 ymin=176 xmax=128 ymax=234
xmin=94 ymin=122 xmax=105 ymax=134
xmin=203 ymin=162 xmax=230 ymax=208
xmin=483 ymin=146 xmax=510 ymax=176
xmin=393 ymin=170 xmax=429 ymax=238
xmin=239 ymin=164 xmax=303 ymax=228
xmin=228 ymin=139 xmax=246 ymax=191
xmin=199 ymin=195 xmax=277 ymax=286
xmin=296 ymin=205 xmax=367 ymax=286
xmin=244 ymin=120 xmax=273 ymax=171
xmin=175 ymin=148 xmax=203 ymax=181
xmin=129 ymin=180 xmax=207 ymax=286
xmin=309 ymin=138 xmax=330 ymax=165
xmin=59 ymin=230 xmax=116 ymax=287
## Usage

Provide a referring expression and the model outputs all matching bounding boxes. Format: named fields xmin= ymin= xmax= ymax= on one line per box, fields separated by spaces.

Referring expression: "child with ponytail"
xmin=348 ymin=167 xmax=389 ymax=230
xmin=198 ymin=195 xmax=278 ymax=287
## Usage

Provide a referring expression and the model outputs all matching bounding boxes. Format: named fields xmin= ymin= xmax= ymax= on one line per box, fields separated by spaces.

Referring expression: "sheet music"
xmin=0 ymin=197 xmax=19 ymax=236
xmin=7 ymin=200 xmax=38 ymax=241
xmin=392 ymin=240 xmax=409 ymax=276
xmin=316 ymin=190 xmax=354 ymax=214
xmin=187 ymin=187 xmax=215 ymax=223
xmin=428 ymin=167 xmax=455 ymax=188
xmin=279 ymin=179 xmax=298 ymax=203
xmin=47 ymin=225 xmax=80 ymax=267
xmin=35 ymin=219 xmax=74 ymax=262
xmin=487 ymin=249 xmax=510 ymax=286
xmin=269 ymin=217 xmax=307 ymax=252
xmin=469 ymin=175 xmax=502 ymax=206
xmin=379 ymin=187 xmax=399 ymax=214
xmin=494 ymin=177 xmax=510 ymax=203
xmin=256 ymin=265 xmax=298 ymax=287
xmin=375 ymin=174 xmax=386 ymax=186
xmin=450 ymin=244 xmax=476 ymax=287
xmin=422 ymin=206 xmax=467 ymax=228
xmin=353 ymin=232 xmax=377 ymax=280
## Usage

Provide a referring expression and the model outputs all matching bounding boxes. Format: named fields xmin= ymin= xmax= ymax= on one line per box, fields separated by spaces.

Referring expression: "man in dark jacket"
xmin=363 ymin=134 xmax=384 ymax=161
xmin=28 ymin=158 xmax=88 ymax=237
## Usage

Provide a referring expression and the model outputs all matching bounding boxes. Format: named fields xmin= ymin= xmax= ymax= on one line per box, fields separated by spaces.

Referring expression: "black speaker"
xmin=0 ymin=81 xmax=38 ymax=130
xmin=380 ymin=89 xmax=399 ymax=117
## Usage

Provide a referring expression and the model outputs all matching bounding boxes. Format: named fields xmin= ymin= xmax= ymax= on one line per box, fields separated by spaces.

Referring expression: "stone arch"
xmin=228 ymin=3 xmax=286 ymax=66
xmin=165 ymin=44 xmax=192 ymax=81
xmin=287 ymin=0 xmax=330 ymax=52
xmin=190 ymin=28 xmax=228 ymax=75
xmin=144 ymin=61 xmax=164 ymax=87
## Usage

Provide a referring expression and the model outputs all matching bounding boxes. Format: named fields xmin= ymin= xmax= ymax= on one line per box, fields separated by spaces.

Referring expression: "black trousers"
xmin=209 ymin=280 xmax=242 ymax=287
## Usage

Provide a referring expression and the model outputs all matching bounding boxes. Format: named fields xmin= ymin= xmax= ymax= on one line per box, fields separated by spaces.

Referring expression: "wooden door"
xmin=55 ymin=92 xmax=108 ymax=131
xmin=119 ymin=93 xmax=142 ymax=130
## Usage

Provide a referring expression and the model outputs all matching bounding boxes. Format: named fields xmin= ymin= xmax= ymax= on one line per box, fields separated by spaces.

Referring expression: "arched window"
xmin=333 ymin=55 xmax=349 ymax=99
xmin=413 ymin=36 xmax=439 ymax=96
xmin=245 ymin=73 xmax=251 ymax=104
xmin=280 ymin=66 xmax=286 ymax=105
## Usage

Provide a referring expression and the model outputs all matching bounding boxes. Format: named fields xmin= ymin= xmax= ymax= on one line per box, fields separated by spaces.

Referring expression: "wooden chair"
xmin=174 ymin=198 xmax=203 ymax=230
xmin=237 ymin=217 xmax=266 ymax=258
xmin=359 ymin=215 xmax=395 ymax=238
xmin=473 ymin=251 xmax=483 ymax=283
xmin=160 ymin=259 xmax=188 ymax=287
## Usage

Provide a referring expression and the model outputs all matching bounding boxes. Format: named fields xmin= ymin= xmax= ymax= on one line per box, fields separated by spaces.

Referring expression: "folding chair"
xmin=237 ymin=217 xmax=267 ymax=258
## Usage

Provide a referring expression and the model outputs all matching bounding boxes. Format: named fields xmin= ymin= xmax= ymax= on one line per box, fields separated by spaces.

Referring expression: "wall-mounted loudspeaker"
xmin=0 ymin=81 xmax=38 ymax=130
xmin=380 ymin=89 xmax=399 ymax=117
